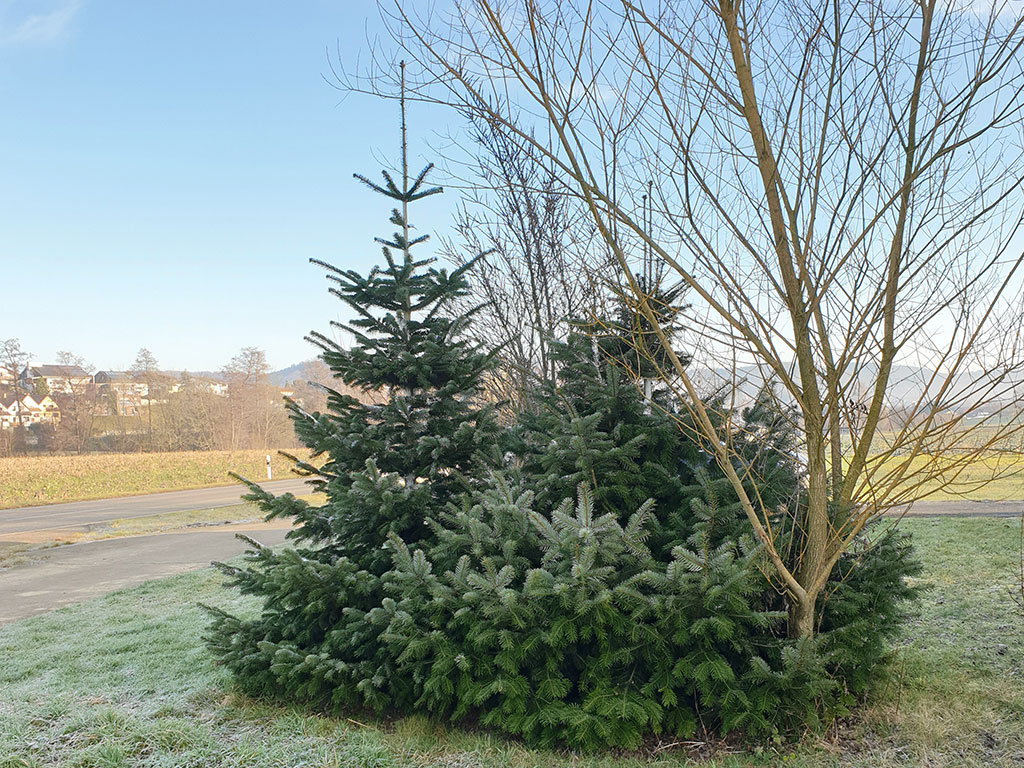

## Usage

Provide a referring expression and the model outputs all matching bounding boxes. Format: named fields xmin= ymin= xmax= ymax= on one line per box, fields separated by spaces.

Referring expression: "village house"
xmin=94 ymin=370 xmax=149 ymax=415
xmin=189 ymin=376 xmax=229 ymax=397
xmin=0 ymin=392 xmax=61 ymax=429
xmin=19 ymin=364 xmax=92 ymax=395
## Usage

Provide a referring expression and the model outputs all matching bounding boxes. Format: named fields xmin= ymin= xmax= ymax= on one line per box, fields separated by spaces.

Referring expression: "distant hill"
xmin=689 ymin=361 xmax=1024 ymax=413
xmin=160 ymin=370 xmax=222 ymax=381
xmin=159 ymin=362 xmax=318 ymax=387
xmin=269 ymin=360 xmax=316 ymax=386
xmin=267 ymin=358 xmax=1022 ymax=414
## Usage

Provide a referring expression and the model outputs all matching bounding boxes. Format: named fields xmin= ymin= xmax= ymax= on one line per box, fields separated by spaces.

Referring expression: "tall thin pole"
xmin=641 ymin=192 xmax=648 ymax=287
xmin=399 ymin=61 xmax=412 ymax=329
xmin=645 ymin=180 xmax=653 ymax=286
xmin=400 ymin=61 xmax=409 ymax=258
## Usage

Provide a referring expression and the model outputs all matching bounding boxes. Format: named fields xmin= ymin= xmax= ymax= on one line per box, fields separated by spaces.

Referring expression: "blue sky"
xmin=0 ymin=0 xmax=459 ymax=372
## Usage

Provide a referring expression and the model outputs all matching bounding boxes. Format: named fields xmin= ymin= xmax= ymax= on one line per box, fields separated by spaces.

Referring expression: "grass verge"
xmin=1 ymin=517 xmax=1022 ymax=767
xmin=0 ymin=542 xmax=38 ymax=570
xmin=81 ymin=502 xmax=267 ymax=541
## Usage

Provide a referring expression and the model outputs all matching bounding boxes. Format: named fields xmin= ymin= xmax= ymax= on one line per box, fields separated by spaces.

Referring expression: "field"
xmin=0 ymin=451 xmax=309 ymax=509
xmin=870 ymin=452 xmax=1024 ymax=501
xmin=3 ymin=445 xmax=1023 ymax=513
xmin=0 ymin=517 xmax=1021 ymax=767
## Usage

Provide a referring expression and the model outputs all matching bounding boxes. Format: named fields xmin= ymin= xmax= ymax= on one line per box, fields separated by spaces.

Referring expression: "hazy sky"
xmin=0 ymin=0 xmax=458 ymax=372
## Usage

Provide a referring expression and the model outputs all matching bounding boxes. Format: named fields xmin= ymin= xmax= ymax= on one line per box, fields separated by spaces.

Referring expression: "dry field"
xmin=846 ymin=452 xmax=1024 ymax=502
xmin=3 ymin=447 xmax=1023 ymax=510
xmin=877 ymin=453 xmax=1024 ymax=501
xmin=0 ymin=450 xmax=310 ymax=509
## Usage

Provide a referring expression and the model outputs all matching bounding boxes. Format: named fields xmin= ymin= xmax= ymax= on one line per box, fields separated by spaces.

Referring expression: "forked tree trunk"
xmin=788 ymin=592 xmax=818 ymax=639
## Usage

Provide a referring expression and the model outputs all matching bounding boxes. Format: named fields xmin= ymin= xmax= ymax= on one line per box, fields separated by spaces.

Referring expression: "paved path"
xmin=0 ymin=478 xmax=310 ymax=539
xmin=0 ymin=521 xmax=293 ymax=624
xmin=0 ymin=482 xmax=1020 ymax=627
xmin=895 ymin=499 xmax=1024 ymax=518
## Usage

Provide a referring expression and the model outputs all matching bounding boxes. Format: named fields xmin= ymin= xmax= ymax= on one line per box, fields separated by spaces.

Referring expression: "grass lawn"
xmin=0 ymin=450 xmax=308 ymax=509
xmin=1 ymin=517 xmax=1022 ymax=767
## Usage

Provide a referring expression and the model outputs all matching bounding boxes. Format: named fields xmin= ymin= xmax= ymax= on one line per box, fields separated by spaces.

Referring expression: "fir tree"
xmin=251 ymin=64 xmax=500 ymax=575
xmin=596 ymin=275 xmax=690 ymax=386
xmin=205 ymin=68 xmax=500 ymax=708
xmin=513 ymin=328 xmax=699 ymax=551
xmin=512 ymin=324 xmax=802 ymax=562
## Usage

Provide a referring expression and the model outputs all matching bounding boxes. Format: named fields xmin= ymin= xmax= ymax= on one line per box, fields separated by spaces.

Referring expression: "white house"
xmin=0 ymin=392 xmax=60 ymax=429
xmin=94 ymin=370 xmax=149 ymax=415
xmin=191 ymin=376 xmax=229 ymax=397
xmin=19 ymin=364 xmax=92 ymax=395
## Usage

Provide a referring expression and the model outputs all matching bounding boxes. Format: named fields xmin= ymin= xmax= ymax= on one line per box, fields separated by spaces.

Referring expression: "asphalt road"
xmin=893 ymin=499 xmax=1024 ymax=518
xmin=0 ymin=478 xmax=311 ymax=539
xmin=0 ymin=482 xmax=1019 ymax=626
xmin=0 ymin=521 xmax=293 ymax=623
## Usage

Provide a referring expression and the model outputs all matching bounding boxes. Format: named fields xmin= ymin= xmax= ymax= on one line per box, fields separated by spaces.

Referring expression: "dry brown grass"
xmin=0 ymin=450 xmax=311 ymax=509
xmin=873 ymin=452 xmax=1024 ymax=501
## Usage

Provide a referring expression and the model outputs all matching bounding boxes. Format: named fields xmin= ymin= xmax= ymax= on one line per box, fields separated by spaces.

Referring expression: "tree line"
xmin=0 ymin=339 xmax=336 ymax=456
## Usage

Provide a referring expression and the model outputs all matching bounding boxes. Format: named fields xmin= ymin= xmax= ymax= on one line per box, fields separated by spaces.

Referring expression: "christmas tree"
xmin=205 ymin=66 xmax=500 ymax=708
xmin=241 ymin=64 xmax=498 ymax=574
xmin=206 ymin=74 xmax=921 ymax=746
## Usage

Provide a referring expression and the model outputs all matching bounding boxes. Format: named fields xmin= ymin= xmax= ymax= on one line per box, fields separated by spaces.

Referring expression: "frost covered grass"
xmin=0 ymin=517 xmax=1022 ymax=767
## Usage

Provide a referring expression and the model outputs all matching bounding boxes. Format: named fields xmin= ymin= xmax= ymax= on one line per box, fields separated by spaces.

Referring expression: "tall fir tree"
xmin=243 ymin=63 xmax=499 ymax=575
xmin=205 ymin=67 xmax=501 ymax=707
xmin=596 ymin=276 xmax=690 ymax=386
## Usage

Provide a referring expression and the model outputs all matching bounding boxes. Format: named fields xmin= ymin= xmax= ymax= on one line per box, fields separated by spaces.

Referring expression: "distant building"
xmin=0 ymin=392 xmax=60 ymax=429
xmin=19 ymin=364 xmax=92 ymax=395
xmin=0 ymin=395 xmax=15 ymax=429
xmin=190 ymin=376 xmax=229 ymax=397
xmin=94 ymin=370 xmax=149 ymax=415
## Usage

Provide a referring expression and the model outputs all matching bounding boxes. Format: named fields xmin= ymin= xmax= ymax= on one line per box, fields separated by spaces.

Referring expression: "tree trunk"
xmin=788 ymin=590 xmax=817 ymax=639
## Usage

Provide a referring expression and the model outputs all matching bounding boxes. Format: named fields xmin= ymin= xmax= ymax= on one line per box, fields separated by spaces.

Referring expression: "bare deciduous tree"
xmin=221 ymin=347 xmax=286 ymax=450
xmin=440 ymin=116 xmax=608 ymax=406
xmin=354 ymin=0 xmax=1024 ymax=637
xmin=160 ymin=372 xmax=221 ymax=452
xmin=53 ymin=350 xmax=96 ymax=454
xmin=130 ymin=347 xmax=161 ymax=452
xmin=288 ymin=359 xmax=333 ymax=414
xmin=0 ymin=338 xmax=30 ymax=455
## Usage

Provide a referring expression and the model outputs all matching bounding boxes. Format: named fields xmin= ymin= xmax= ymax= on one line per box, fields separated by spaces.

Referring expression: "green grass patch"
xmin=76 ymin=494 xmax=320 ymax=541
xmin=1 ymin=518 xmax=1022 ymax=766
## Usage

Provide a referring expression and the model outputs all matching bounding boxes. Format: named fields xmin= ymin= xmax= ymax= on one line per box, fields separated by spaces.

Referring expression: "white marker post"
xmin=266 ymin=454 xmax=272 ymax=481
